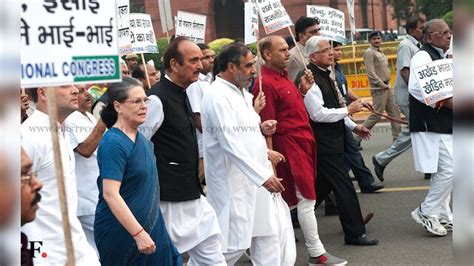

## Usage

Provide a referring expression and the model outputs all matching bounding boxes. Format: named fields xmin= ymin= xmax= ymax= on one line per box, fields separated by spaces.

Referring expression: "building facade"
xmin=131 ymin=0 xmax=398 ymax=42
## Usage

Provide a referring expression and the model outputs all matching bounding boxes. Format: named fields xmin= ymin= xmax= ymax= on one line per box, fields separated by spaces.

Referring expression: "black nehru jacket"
xmin=308 ymin=63 xmax=345 ymax=154
xmin=148 ymin=77 xmax=202 ymax=202
xmin=409 ymin=44 xmax=452 ymax=134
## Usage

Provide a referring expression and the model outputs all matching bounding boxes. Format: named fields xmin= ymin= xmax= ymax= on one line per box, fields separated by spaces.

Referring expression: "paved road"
xmin=237 ymin=123 xmax=453 ymax=265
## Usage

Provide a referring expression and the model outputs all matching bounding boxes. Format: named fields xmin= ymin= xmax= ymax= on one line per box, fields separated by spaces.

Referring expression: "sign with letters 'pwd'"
xmin=413 ymin=58 xmax=453 ymax=105
xmin=21 ymin=0 xmax=120 ymax=88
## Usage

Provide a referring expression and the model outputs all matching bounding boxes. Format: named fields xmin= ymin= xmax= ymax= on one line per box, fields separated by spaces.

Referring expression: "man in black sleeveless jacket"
xmin=303 ymin=35 xmax=379 ymax=246
xmin=140 ymin=37 xmax=226 ymax=265
xmin=408 ymin=19 xmax=453 ymax=236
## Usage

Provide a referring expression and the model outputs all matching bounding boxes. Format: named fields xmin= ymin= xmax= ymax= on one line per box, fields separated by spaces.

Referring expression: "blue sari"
xmin=94 ymin=128 xmax=181 ymax=265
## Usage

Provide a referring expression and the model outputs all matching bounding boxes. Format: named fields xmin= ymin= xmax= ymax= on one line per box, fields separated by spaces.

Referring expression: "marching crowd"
xmin=19 ymin=15 xmax=453 ymax=266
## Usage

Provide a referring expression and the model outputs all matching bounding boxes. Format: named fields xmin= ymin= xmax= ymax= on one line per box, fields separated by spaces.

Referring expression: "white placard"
xmin=129 ymin=13 xmax=158 ymax=54
xmin=244 ymin=1 xmax=259 ymax=44
xmin=307 ymin=5 xmax=346 ymax=44
xmin=116 ymin=0 xmax=132 ymax=56
xmin=175 ymin=11 xmax=207 ymax=43
xmin=20 ymin=0 xmax=120 ymax=88
xmin=255 ymin=0 xmax=293 ymax=34
xmin=158 ymin=0 xmax=174 ymax=33
xmin=413 ymin=59 xmax=453 ymax=105
xmin=346 ymin=0 xmax=356 ymax=36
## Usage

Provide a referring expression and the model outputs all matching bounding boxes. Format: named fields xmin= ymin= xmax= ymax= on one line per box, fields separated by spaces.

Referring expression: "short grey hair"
xmin=423 ymin=19 xmax=446 ymax=42
xmin=305 ymin=35 xmax=327 ymax=57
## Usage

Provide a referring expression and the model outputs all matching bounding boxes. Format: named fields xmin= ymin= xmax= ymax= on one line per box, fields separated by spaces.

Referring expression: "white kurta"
xmin=65 ymin=111 xmax=99 ymax=216
xmin=21 ymin=111 xmax=99 ymax=265
xmin=186 ymin=72 xmax=212 ymax=158
xmin=408 ymin=47 xmax=451 ymax=173
xmin=201 ymin=76 xmax=273 ymax=251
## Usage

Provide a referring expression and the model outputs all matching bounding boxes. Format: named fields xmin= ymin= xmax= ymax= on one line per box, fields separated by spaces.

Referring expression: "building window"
xmin=130 ymin=0 xmax=145 ymax=13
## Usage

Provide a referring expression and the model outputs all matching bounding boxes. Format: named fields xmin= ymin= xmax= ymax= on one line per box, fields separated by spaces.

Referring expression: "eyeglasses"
xmin=428 ymin=30 xmax=452 ymax=36
xmin=21 ymin=172 xmax=37 ymax=186
xmin=124 ymin=97 xmax=150 ymax=106
xmin=316 ymin=47 xmax=332 ymax=54
xmin=122 ymin=70 xmax=130 ymax=76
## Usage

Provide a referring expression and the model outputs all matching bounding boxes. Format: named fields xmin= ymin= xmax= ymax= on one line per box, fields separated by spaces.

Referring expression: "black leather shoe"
xmin=424 ymin=173 xmax=431 ymax=180
xmin=372 ymin=156 xmax=385 ymax=182
xmin=360 ymin=182 xmax=384 ymax=193
xmin=345 ymin=234 xmax=379 ymax=246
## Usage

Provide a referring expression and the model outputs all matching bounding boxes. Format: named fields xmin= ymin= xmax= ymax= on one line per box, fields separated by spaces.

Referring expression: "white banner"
xmin=413 ymin=59 xmax=453 ymax=105
xmin=20 ymin=0 xmax=120 ymax=88
xmin=129 ymin=13 xmax=158 ymax=54
xmin=244 ymin=1 xmax=259 ymax=44
xmin=116 ymin=0 xmax=132 ymax=56
xmin=175 ymin=11 xmax=207 ymax=43
xmin=307 ymin=5 xmax=346 ymax=44
xmin=158 ymin=0 xmax=174 ymax=33
xmin=256 ymin=0 xmax=293 ymax=34
xmin=346 ymin=0 xmax=356 ymax=36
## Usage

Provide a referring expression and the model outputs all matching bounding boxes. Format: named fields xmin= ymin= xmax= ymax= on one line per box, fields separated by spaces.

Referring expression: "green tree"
xmin=415 ymin=0 xmax=452 ymax=20
xmin=442 ymin=11 xmax=453 ymax=28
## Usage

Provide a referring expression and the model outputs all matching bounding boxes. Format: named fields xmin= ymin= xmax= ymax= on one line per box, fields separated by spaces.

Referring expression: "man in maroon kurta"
xmin=252 ymin=35 xmax=347 ymax=265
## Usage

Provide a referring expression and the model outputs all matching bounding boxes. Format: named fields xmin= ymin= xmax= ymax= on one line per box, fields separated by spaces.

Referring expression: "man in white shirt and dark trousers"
xmin=186 ymin=43 xmax=215 ymax=189
xmin=65 ymin=84 xmax=106 ymax=253
xmin=22 ymin=86 xmax=99 ymax=265
xmin=372 ymin=16 xmax=428 ymax=181
xmin=409 ymin=19 xmax=453 ymax=236
xmin=304 ymin=36 xmax=378 ymax=246
xmin=140 ymin=37 xmax=226 ymax=265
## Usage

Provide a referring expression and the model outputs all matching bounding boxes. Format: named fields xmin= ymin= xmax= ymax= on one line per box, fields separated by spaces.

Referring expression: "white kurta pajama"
xmin=202 ymin=77 xmax=280 ymax=264
xmin=21 ymin=111 xmax=99 ymax=265
xmin=408 ymin=47 xmax=453 ymax=221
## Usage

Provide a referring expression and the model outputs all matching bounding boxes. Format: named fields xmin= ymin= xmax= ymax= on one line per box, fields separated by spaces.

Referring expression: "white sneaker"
xmin=439 ymin=217 xmax=453 ymax=231
xmin=309 ymin=252 xmax=348 ymax=265
xmin=411 ymin=207 xmax=447 ymax=236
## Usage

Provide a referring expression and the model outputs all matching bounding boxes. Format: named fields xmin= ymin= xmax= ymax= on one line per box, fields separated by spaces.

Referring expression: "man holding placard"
xmin=408 ymin=19 xmax=453 ymax=236
xmin=21 ymin=87 xmax=100 ymax=265
xmin=255 ymin=35 xmax=347 ymax=265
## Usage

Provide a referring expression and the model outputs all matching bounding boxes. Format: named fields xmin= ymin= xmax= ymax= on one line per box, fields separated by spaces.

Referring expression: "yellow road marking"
xmin=357 ymin=186 xmax=430 ymax=193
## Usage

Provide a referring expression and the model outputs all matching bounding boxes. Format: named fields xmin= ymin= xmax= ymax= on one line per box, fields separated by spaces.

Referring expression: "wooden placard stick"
xmin=45 ymin=88 xmax=76 ymax=266
xmin=141 ymin=53 xmax=151 ymax=90
xmin=287 ymin=26 xmax=308 ymax=71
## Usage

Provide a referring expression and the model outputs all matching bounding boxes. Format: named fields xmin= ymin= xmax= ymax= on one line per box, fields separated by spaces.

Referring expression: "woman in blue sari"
xmin=94 ymin=77 xmax=181 ymax=265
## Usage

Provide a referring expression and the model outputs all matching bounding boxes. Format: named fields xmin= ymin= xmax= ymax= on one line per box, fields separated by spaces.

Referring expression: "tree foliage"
xmin=415 ymin=0 xmax=452 ymax=20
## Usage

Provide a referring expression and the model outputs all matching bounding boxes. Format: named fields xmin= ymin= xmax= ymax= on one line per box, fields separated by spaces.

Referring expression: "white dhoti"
xmin=412 ymin=133 xmax=453 ymax=219
xmin=160 ymin=195 xmax=226 ymax=265
xmin=250 ymin=190 xmax=296 ymax=266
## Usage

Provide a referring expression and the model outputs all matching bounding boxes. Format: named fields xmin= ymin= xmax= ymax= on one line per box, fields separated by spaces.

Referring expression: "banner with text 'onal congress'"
xmin=21 ymin=0 xmax=121 ymax=88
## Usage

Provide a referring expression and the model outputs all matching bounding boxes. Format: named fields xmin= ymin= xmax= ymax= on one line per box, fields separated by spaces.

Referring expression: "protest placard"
xmin=413 ymin=59 xmax=453 ymax=105
xmin=175 ymin=11 xmax=207 ymax=43
xmin=158 ymin=0 xmax=174 ymax=34
xmin=116 ymin=0 xmax=132 ymax=55
xmin=307 ymin=5 xmax=346 ymax=43
xmin=20 ymin=0 xmax=120 ymax=88
xmin=255 ymin=0 xmax=293 ymax=34
xmin=129 ymin=13 xmax=158 ymax=54
xmin=346 ymin=0 xmax=356 ymax=36
xmin=244 ymin=1 xmax=259 ymax=44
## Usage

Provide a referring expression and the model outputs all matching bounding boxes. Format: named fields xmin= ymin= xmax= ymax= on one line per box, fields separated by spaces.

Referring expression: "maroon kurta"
xmin=253 ymin=66 xmax=317 ymax=206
